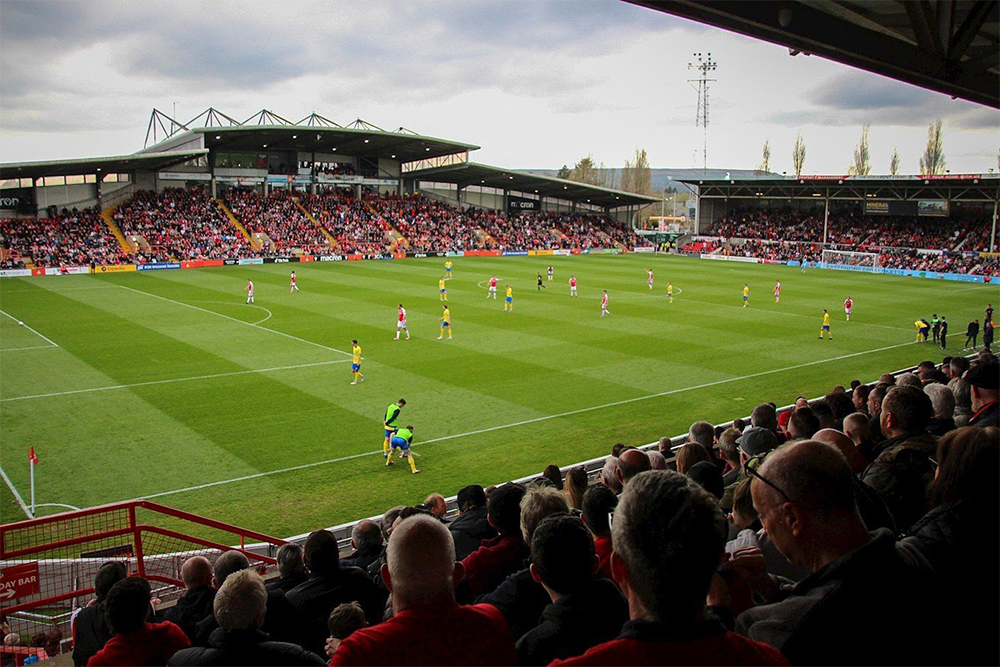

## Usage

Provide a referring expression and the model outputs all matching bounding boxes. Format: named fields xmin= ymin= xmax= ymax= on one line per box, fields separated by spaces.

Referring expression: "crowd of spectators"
xmin=299 ymin=191 xmax=394 ymax=255
xmin=1 ymin=210 xmax=126 ymax=268
xmin=43 ymin=342 xmax=997 ymax=666
xmin=115 ymin=189 xmax=248 ymax=262
xmin=224 ymin=189 xmax=330 ymax=254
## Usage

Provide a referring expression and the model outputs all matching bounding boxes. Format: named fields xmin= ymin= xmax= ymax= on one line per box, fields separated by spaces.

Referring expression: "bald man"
xmin=732 ymin=440 xmax=944 ymax=665
xmin=813 ymin=428 xmax=895 ymax=532
xmin=614 ymin=448 xmax=651 ymax=488
xmin=330 ymin=515 xmax=516 ymax=665
xmin=161 ymin=555 xmax=215 ymax=641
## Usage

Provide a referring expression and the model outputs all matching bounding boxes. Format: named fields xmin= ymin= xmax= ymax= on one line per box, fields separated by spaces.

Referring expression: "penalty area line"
xmin=0 ymin=309 xmax=59 ymax=347
xmin=117 ymin=339 xmax=914 ymax=503
xmin=119 ymin=285 xmax=350 ymax=356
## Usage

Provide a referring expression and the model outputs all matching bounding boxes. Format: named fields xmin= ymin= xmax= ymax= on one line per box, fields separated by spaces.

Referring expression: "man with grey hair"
xmin=729 ymin=440 xmax=944 ymax=665
xmin=330 ymin=515 xmax=516 ymax=665
xmin=553 ymin=471 xmax=785 ymax=666
xmin=341 ymin=520 xmax=384 ymax=571
xmin=267 ymin=543 xmax=307 ymax=594
xmin=194 ymin=550 xmax=297 ymax=647
xmin=923 ymin=382 xmax=956 ymax=435
xmin=688 ymin=420 xmax=714 ymax=449
xmin=161 ymin=555 xmax=214 ymax=641
xmin=895 ymin=372 xmax=922 ymax=388
xmin=169 ymin=570 xmax=324 ymax=666
xmin=477 ymin=486 xmax=571 ymax=639
xmin=600 ymin=456 xmax=622 ymax=494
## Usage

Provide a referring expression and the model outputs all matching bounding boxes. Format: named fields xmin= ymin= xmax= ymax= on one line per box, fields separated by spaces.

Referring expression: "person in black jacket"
xmin=193 ymin=550 xmax=296 ymax=647
xmin=516 ymin=514 xmax=627 ymax=665
xmin=939 ymin=316 xmax=948 ymax=349
xmin=168 ymin=570 xmax=324 ymax=666
xmin=966 ymin=319 xmax=980 ymax=348
xmin=449 ymin=485 xmax=497 ymax=561
xmin=160 ymin=556 xmax=215 ymax=641
xmin=266 ymin=544 xmax=308 ymax=595
xmin=72 ymin=561 xmax=127 ymax=666
xmin=901 ymin=426 xmax=999 ymax=667
xmin=338 ymin=521 xmax=383 ymax=572
xmin=285 ymin=530 xmax=386 ymax=656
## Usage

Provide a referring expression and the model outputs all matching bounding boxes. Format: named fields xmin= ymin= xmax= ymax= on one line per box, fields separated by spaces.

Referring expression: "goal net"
xmin=821 ymin=249 xmax=880 ymax=272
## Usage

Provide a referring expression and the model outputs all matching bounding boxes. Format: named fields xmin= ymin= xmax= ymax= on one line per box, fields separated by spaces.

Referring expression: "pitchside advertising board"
xmin=864 ymin=200 xmax=949 ymax=216
xmin=507 ymin=196 xmax=539 ymax=213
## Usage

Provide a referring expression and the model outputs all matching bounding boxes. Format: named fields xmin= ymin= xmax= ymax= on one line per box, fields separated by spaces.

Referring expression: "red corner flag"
xmin=28 ymin=446 xmax=38 ymax=466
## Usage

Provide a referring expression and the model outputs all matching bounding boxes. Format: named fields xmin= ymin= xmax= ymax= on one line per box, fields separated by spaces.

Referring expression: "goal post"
xmin=820 ymin=249 xmax=881 ymax=272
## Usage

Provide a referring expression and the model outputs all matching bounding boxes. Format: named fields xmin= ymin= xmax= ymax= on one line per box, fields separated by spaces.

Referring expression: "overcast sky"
xmin=2 ymin=0 xmax=998 ymax=174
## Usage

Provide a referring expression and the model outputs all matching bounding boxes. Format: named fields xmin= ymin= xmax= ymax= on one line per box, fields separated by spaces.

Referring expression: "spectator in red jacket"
xmin=88 ymin=577 xmax=190 ymax=666
xmin=552 ymin=471 xmax=787 ymax=666
xmin=460 ymin=483 xmax=528 ymax=596
xmin=330 ymin=514 xmax=516 ymax=665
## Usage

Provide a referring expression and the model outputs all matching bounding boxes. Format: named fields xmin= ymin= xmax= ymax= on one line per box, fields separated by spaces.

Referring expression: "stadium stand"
xmin=222 ymin=189 xmax=330 ymax=255
xmin=0 ymin=210 xmax=126 ymax=269
xmin=2 ymin=350 xmax=996 ymax=665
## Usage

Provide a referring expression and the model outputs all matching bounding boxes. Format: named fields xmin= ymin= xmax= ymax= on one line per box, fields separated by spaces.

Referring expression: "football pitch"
xmin=1 ymin=254 xmax=996 ymax=537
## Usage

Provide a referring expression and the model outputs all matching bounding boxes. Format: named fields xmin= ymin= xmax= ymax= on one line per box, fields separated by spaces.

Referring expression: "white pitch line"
xmin=0 ymin=286 xmax=118 ymax=293
xmin=0 ymin=359 xmax=351 ymax=403
xmin=190 ymin=300 xmax=273 ymax=326
xmin=0 ymin=464 xmax=33 ymax=518
xmin=119 ymin=285 xmax=350 ymax=356
xmin=0 ymin=345 xmax=61 ymax=352
xmin=0 ymin=309 xmax=59 ymax=347
xmin=115 ymin=338 xmax=915 ymax=502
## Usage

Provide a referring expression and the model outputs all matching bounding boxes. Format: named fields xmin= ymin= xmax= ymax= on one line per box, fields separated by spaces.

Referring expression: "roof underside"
xmin=408 ymin=162 xmax=659 ymax=208
xmin=145 ymin=126 xmax=478 ymax=163
xmin=629 ymin=0 xmax=1000 ymax=108
xmin=680 ymin=174 xmax=1000 ymax=201
xmin=0 ymin=150 xmax=209 ymax=180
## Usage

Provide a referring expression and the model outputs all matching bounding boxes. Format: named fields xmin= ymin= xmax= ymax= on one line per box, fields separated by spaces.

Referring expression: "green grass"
xmin=1 ymin=254 xmax=996 ymax=537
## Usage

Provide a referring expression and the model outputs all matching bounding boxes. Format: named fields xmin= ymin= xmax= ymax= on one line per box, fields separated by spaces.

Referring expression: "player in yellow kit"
xmin=438 ymin=304 xmax=453 ymax=339
xmin=743 ymin=283 xmax=750 ymax=307
xmin=444 ymin=259 xmax=453 ymax=277
xmin=350 ymin=339 xmax=365 ymax=384
xmin=504 ymin=285 xmax=513 ymax=312
xmin=666 ymin=282 xmax=674 ymax=303
xmin=819 ymin=310 xmax=833 ymax=340
xmin=438 ymin=277 xmax=448 ymax=301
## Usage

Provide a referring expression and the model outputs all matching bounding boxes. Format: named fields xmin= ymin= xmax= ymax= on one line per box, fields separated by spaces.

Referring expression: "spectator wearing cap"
xmin=581 ymin=485 xmax=617 ymax=581
xmin=721 ymin=427 xmax=778 ymax=512
xmin=340 ymin=521 xmax=384 ymax=572
xmin=88 ymin=577 xmax=190 ymax=666
xmin=73 ymin=562 xmax=127 ymax=666
xmin=159 ymin=556 xmax=214 ymax=642
xmin=460 ymin=483 xmax=529 ymax=597
xmin=901 ymin=427 xmax=999 ymax=666
xmin=966 ymin=360 xmax=999 ymax=427
xmin=686 ymin=461 xmax=724 ymax=500
xmin=552 ymin=471 xmax=786 ymax=666
xmin=449 ymin=485 xmax=497 ymax=561
xmin=516 ymin=515 xmax=628 ymax=666
xmin=730 ymin=441 xmax=946 ymax=665
xmin=285 ymin=532 xmax=386 ymax=655
xmin=476 ymin=486 xmax=570 ymax=640
xmin=330 ymin=515 xmax=517 ymax=666
xmin=167 ymin=570 xmax=324 ymax=666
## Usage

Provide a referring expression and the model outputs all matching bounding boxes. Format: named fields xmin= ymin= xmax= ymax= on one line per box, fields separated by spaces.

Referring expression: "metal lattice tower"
xmin=687 ymin=52 xmax=717 ymax=173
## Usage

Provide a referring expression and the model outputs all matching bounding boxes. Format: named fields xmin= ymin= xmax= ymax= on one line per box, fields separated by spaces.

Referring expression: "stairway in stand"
xmin=291 ymin=198 xmax=337 ymax=249
xmin=216 ymin=199 xmax=259 ymax=251
xmin=100 ymin=205 xmax=134 ymax=255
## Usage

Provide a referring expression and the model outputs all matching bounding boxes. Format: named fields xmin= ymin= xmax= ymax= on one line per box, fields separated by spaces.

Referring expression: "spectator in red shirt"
xmin=329 ymin=514 xmax=516 ymax=666
xmin=460 ymin=483 xmax=528 ymax=596
xmin=88 ymin=576 xmax=190 ymax=666
xmin=581 ymin=485 xmax=617 ymax=581
xmin=552 ymin=471 xmax=787 ymax=666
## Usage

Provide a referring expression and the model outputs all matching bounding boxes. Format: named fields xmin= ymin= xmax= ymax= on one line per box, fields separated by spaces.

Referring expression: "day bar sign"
xmin=0 ymin=562 xmax=40 ymax=601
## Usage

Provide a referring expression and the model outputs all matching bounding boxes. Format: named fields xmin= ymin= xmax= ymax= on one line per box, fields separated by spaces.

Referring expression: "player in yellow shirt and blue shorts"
xmin=438 ymin=304 xmax=453 ymax=339
xmin=350 ymin=339 xmax=365 ymax=384
xmin=819 ymin=310 xmax=833 ymax=340
xmin=445 ymin=260 xmax=453 ymax=277
xmin=504 ymin=285 xmax=513 ymax=312
xmin=439 ymin=277 xmax=448 ymax=301
xmin=743 ymin=283 xmax=750 ymax=308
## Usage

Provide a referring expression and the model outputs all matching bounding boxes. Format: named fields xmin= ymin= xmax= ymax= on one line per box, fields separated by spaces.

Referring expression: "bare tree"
xmin=919 ymin=119 xmax=946 ymax=176
xmin=890 ymin=148 xmax=900 ymax=175
xmin=755 ymin=139 xmax=771 ymax=175
xmin=792 ymin=132 xmax=806 ymax=178
xmin=849 ymin=124 xmax=871 ymax=175
xmin=621 ymin=148 xmax=652 ymax=194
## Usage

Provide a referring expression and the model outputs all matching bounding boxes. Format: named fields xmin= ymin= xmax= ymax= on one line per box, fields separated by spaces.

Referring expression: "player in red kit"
xmin=289 ymin=271 xmax=299 ymax=293
xmin=569 ymin=275 xmax=577 ymax=297
xmin=487 ymin=275 xmax=498 ymax=299
xmin=395 ymin=304 xmax=410 ymax=340
xmin=844 ymin=297 xmax=853 ymax=321
xmin=246 ymin=280 xmax=254 ymax=304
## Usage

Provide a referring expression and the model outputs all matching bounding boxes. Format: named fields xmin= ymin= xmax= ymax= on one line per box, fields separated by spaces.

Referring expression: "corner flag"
xmin=29 ymin=446 xmax=38 ymax=466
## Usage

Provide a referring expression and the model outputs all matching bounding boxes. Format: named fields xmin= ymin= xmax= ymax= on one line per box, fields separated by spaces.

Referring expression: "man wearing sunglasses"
xmin=731 ymin=440 xmax=945 ymax=666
